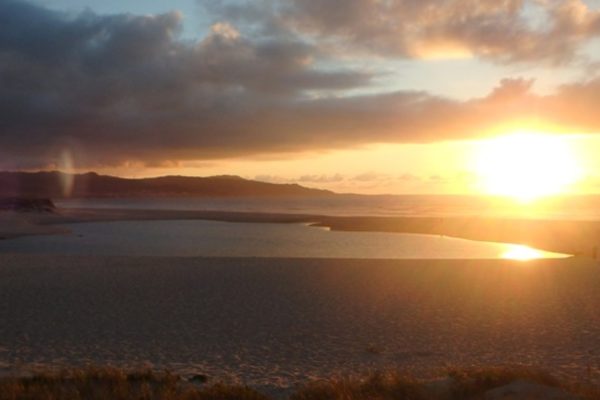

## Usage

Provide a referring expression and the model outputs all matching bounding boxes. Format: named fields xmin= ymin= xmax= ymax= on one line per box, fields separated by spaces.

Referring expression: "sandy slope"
xmin=1 ymin=255 xmax=599 ymax=390
xmin=0 ymin=213 xmax=68 ymax=239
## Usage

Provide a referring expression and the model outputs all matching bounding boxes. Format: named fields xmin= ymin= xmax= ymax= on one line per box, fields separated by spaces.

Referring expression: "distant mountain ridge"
xmin=0 ymin=171 xmax=334 ymax=198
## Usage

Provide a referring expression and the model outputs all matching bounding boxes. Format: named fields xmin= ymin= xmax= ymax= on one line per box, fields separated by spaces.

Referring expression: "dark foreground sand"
xmin=1 ymin=255 xmax=600 ymax=391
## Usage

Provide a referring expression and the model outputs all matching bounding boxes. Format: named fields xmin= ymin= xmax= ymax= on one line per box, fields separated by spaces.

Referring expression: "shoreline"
xmin=5 ymin=207 xmax=600 ymax=256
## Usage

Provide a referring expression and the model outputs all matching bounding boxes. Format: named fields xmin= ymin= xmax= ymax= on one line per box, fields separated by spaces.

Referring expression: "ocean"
xmin=56 ymin=194 xmax=600 ymax=220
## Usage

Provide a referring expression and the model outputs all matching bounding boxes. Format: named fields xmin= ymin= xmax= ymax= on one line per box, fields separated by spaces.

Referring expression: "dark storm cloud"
xmin=2 ymin=0 xmax=600 ymax=169
xmin=0 ymin=0 xmax=373 ymax=168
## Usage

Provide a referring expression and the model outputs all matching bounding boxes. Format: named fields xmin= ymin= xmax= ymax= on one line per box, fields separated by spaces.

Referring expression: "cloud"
xmin=298 ymin=174 xmax=345 ymax=183
xmin=0 ymin=0 xmax=373 ymax=168
xmin=256 ymin=173 xmax=345 ymax=184
xmin=254 ymin=174 xmax=288 ymax=184
xmin=2 ymin=0 xmax=600 ymax=170
xmin=204 ymin=0 xmax=600 ymax=65
xmin=398 ymin=174 xmax=422 ymax=181
xmin=352 ymin=172 xmax=393 ymax=182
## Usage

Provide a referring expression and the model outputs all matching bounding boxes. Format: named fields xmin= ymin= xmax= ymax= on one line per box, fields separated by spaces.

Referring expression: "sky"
xmin=2 ymin=0 xmax=600 ymax=194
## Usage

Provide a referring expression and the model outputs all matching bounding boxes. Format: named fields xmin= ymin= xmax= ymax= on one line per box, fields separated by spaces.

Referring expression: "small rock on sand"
xmin=189 ymin=374 xmax=208 ymax=384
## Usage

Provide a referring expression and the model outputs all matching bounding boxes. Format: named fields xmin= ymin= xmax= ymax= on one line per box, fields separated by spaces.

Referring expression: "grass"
xmin=0 ymin=365 xmax=598 ymax=400
xmin=292 ymin=366 xmax=600 ymax=399
xmin=0 ymin=367 xmax=267 ymax=400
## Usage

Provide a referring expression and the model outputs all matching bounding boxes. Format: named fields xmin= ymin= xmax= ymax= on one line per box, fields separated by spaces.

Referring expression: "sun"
xmin=473 ymin=132 xmax=582 ymax=202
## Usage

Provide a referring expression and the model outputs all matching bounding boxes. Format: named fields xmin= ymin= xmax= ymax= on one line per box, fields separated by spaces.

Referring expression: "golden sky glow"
xmin=87 ymin=132 xmax=600 ymax=197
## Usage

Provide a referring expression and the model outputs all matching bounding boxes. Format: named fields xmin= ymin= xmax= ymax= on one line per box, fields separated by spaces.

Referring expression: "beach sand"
xmin=2 ymin=208 xmax=600 ymax=391
xmin=1 ymin=254 xmax=600 ymax=391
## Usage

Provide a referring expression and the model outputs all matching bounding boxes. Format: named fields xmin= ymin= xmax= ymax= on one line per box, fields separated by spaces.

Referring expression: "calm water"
xmin=0 ymin=220 xmax=567 ymax=259
xmin=57 ymin=195 xmax=600 ymax=220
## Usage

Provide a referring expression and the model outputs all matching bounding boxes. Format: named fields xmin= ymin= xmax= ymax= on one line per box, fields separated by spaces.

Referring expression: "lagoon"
xmin=0 ymin=219 xmax=567 ymax=259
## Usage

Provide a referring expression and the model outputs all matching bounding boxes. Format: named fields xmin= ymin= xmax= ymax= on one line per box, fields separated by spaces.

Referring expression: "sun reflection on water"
xmin=502 ymin=244 xmax=545 ymax=261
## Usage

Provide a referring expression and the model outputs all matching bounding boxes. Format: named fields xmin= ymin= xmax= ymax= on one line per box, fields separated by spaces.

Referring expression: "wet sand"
xmin=1 ymin=254 xmax=600 ymax=391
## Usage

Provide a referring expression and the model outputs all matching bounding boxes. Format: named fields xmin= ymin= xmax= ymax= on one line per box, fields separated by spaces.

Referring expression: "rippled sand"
xmin=1 ymin=255 xmax=599 ymax=391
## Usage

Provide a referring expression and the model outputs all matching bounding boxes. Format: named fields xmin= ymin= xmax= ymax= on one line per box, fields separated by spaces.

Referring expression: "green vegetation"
xmin=0 ymin=366 xmax=597 ymax=400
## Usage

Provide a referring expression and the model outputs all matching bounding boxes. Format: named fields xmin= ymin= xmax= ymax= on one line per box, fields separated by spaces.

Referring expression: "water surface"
xmin=57 ymin=195 xmax=600 ymax=220
xmin=0 ymin=220 xmax=567 ymax=259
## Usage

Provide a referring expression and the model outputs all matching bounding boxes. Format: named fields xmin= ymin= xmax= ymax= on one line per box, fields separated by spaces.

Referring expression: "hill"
xmin=0 ymin=171 xmax=334 ymax=198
